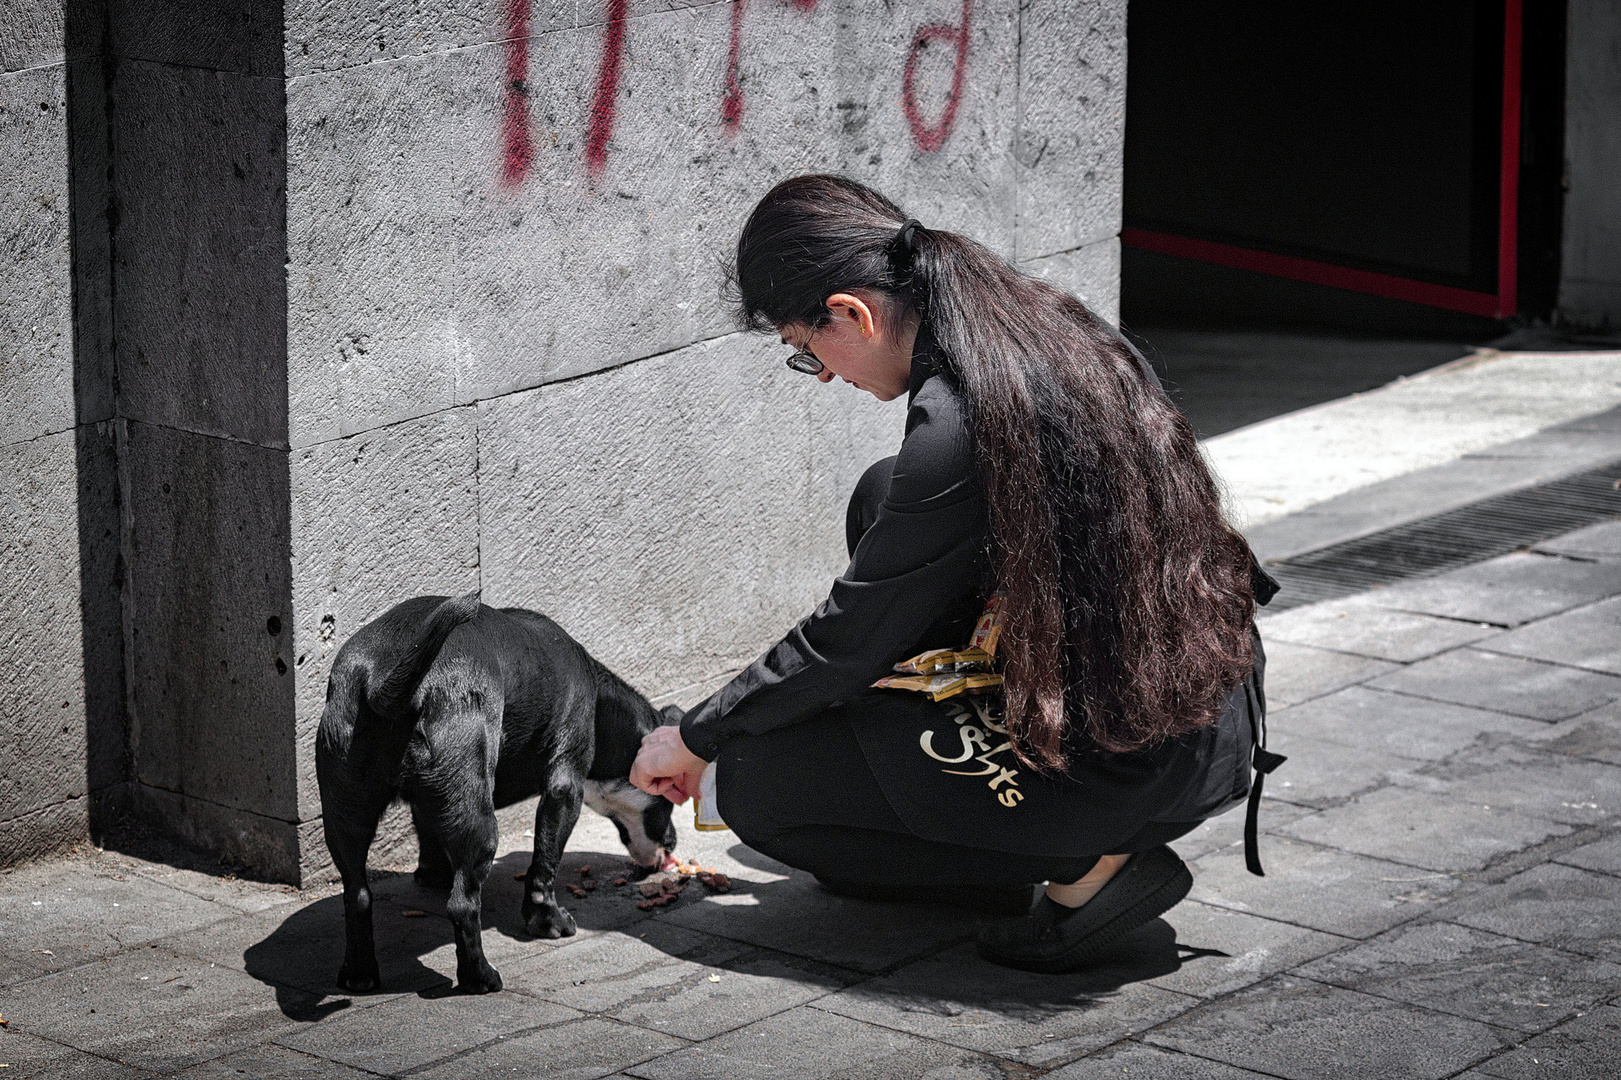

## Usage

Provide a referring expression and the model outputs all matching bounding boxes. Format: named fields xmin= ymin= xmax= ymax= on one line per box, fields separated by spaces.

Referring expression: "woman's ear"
xmin=825 ymin=292 xmax=877 ymax=339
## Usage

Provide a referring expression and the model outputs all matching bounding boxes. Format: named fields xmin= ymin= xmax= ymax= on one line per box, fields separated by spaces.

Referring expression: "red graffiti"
xmin=586 ymin=0 xmax=630 ymax=180
xmin=721 ymin=0 xmax=746 ymax=132
xmin=902 ymin=0 xmax=972 ymax=152
xmin=721 ymin=0 xmax=817 ymax=134
xmin=500 ymin=0 xmax=534 ymax=186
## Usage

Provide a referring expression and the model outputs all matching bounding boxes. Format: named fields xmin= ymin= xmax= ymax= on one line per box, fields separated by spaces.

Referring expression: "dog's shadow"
xmin=245 ymin=845 xmax=1228 ymax=1022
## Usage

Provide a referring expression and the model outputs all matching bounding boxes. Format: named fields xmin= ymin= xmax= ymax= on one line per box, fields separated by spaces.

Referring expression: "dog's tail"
xmin=367 ymin=592 xmax=481 ymax=719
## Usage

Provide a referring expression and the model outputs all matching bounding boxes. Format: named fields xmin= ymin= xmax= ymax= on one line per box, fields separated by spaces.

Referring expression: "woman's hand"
xmin=629 ymin=724 xmax=709 ymax=805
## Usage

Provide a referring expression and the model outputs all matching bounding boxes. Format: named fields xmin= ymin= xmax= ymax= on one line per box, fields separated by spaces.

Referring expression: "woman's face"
xmin=781 ymin=292 xmax=916 ymax=402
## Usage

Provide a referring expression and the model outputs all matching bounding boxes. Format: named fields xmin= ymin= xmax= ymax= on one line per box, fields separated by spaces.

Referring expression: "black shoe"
xmin=975 ymin=846 xmax=1193 ymax=973
xmin=816 ymin=877 xmax=1038 ymax=918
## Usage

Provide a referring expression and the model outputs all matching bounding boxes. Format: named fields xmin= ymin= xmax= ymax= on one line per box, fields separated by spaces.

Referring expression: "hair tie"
xmin=889 ymin=218 xmax=924 ymax=281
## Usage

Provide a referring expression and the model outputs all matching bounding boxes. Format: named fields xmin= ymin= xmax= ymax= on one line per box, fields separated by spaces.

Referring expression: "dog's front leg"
xmin=522 ymin=775 xmax=583 ymax=939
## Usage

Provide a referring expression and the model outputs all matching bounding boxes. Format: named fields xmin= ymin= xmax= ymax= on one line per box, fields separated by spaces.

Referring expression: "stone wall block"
xmin=1015 ymin=0 xmax=1125 ymax=261
xmin=288 ymin=407 xmax=481 ymax=821
xmin=0 ymin=800 xmax=88 ymax=870
xmin=1 ymin=64 xmax=75 ymax=445
xmin=479 ymin=334 xmax=903 ymax=700
xmin=1021 ymin=234 xmax=1121 ymax=326
xmin=76 ymin=421 xmax=127 ymax=808
xmin=284 ymin=0 xmax=574 ymax=79
xmin=285 ymin=54 xmax=469 ymax=446
xmin=112 ymin=60 xmax=288 ymax=447
xmin=67 ymin=54 xmax=114 ymax=426
xmin=110 ymin=1 xmax=284 ymax=77
xmin=0 ymin=0 xmax=66 ymax=73
xmin=119 ymin=420 xmax=297 ymax=820
xmin=0 ymin=431 xmax=90 ymax=829
xmin=1558 ymin=0 xmax=1621 ymax=330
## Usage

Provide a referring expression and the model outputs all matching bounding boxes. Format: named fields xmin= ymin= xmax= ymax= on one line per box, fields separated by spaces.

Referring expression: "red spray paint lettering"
xmin=500 ymin=0 xmax=535 ymax=186
xmin=506 ymin=0 xmax=969 ymax=182
xmin=586 ymin=0 xmax=630 ymax=180
xmin=722 ymin=0 xmax=817 ymax=135
xmin=902 ymin=0 xmax=972 ymax=152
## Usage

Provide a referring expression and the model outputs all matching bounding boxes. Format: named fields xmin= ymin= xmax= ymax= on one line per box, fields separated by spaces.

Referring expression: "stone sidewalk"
xmin=4 ymin=513 xmax=1621 ymax=1077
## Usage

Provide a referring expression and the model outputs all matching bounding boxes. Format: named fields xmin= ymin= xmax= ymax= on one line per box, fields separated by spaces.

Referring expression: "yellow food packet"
xmin=965 ymin=672 xmax=1004 ymax=694
xmin=872 ymin=672 xmax=970 ymax=700
xmin=892 ymin=648 xmax=957 ymax=675
xmin=952 ymin=647 xmax=991 ymax=672
xmin=968 ymin=594 xmax=1005 ymax=658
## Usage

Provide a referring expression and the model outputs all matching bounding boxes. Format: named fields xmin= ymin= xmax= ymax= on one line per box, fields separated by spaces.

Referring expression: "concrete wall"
xmin=0 ymin=1 xmax=115 ymax=866
xmin=1559 ymin=0 xmax=1621 ymax=330
xmin=2 ymin=0 xmax=1126 ymax=880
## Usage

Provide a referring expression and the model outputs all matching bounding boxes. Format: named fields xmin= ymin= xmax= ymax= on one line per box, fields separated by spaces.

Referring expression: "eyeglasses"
xmin=784 ymin=329 xmax=824 ymax=376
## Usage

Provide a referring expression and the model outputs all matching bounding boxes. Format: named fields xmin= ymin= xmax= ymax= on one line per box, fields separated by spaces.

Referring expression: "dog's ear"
xmin=659 ymin=705 xmax=684 ymax=726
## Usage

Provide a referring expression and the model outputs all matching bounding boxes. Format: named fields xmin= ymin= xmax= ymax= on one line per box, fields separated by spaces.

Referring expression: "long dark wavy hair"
xmin=732 ymin=175 xmax=1256 ymax=768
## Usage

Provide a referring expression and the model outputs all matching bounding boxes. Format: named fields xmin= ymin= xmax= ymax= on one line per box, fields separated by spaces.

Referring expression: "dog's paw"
xmin=336 ymin=962 xmax=382 ymax=994
xmin=524 ymin=903 xmax=577 ymax=939
xmin=458 ymin=960 xmax=503 ymax=994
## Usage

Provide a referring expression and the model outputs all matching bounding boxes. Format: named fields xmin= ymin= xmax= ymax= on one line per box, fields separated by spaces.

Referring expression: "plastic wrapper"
xmin=891 ymin=648 xmax=958 ymax=675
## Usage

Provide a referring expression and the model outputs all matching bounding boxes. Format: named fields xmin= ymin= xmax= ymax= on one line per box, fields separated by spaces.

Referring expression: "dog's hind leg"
xmin=320 ymin=785 xmax=391 ymax=994
xmin=410 ymin=801 xmax=455 ymax=890
xmin=410 ymin=721 xmax=503 ymax=994
xmin=521 ymin=773 xmax=584 ymax=939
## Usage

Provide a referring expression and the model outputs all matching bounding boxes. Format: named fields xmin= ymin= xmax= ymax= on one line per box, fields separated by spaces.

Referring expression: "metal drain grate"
xmin=1263 ymin=458 xmax=1621 ymax=612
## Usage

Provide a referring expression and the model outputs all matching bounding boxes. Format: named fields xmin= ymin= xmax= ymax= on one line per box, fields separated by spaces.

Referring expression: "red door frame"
xmin=1123 ymin=0 xmax=1522 ymax=319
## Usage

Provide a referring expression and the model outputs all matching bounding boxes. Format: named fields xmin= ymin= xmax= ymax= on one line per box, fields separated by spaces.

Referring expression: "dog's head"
xmin=583 ymin=778 xmax=678 ymax=876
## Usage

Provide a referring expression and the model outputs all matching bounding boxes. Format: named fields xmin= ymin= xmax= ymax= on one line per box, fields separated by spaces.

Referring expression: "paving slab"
xmin=656 ymin=869 xmax=980 ymax=976
xmin=1260 ymin=731 xmax=1415 ymax=808
xmin=1187 ymin=838 xmax=1465 ymax=939
xmin=506 ymin=922 xmax=849 ymax=1041
xmin=1532 ymin=519 xmax=1621 ymax=559
xmin=1143 ymin=975 xmax=1513 ymax=1080
xmin=172 ymin=1042 xmax=376 ymax=1079
xmin=1365 ymin=553 xmax=1621 ymax=628
xmin=275 ymin=989 xmax=581 ymax=1075
xmin=625 ymin=1005 xmax=1008 ymax=1080
xmin=1553 ymin=831 xmax=1621 ymax=876
xmin=1259 ymin=642 xmax=1399 ymax=707
xmin=1442 ymin=863 xmax=1621 ymax=963
xmin=1270 ymin=687 xmax=1550 ymax=762
xmin=1257 ymin=597 xmax=1495 ymax=662
xmin=1409 ymin=744 xmax=1621 ymax=826
xmin=1294 ymin=921 xmax=1621 ymax=1033
xmin=1367 ymin=650 xmax=1621 ymax=722
xmin=1144 ymin=902 xmax=1348 ymax=1000
xmin=1275 ymin=784 xmax=1570 ymax=873
xmin=1466 ymin=1004 xmax=1621 ymax=1080
xmin=0 ymin=857 xmax=238 ymax=977
xmin=1044 ymin=1041 xmax=1277 ymax=1079
xmin=1168 ymin=802 xmax=1316 ymax=861
xmin=1533 ymin=700 xmax=1621 ymax=764
xmin=0 ymin=947 xmax=316 ymax=1073
xmin=97 ymin=852 xmax=304 ymax=916
xmin=0 ymin=1027 xmax=152 ymax=1079
xmin=814 ymin=939 xmax=1197 ymax=1068
xmin=1474 ymin=596 xmax=1621 ymax=676
xmin=165 ymin=894 xmax=463 ymax=1002
xmin=410 ymin=1016 xmax=689 ymax=1080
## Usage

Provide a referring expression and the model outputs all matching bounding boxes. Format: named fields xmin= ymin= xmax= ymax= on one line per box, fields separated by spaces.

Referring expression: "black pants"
xmin=715 ymin=695 xmax=1200 ymax=887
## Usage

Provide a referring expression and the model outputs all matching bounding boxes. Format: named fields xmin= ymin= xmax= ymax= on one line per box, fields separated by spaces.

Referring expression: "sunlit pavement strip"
xmin=5 ymin=385 xmax=1621 ymax=1078
xmin=1206 ymin=348 xmax=1621 ymax=529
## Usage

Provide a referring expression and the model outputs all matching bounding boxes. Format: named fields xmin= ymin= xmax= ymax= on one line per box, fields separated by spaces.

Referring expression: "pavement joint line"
xmin=1118 ymin=1036 xmax=1299 ymax=1080
xmin=1468 ymin=642 xmax=1621 ymax=680
xmin=1428 ymin=915 xmax=1621 ymax=963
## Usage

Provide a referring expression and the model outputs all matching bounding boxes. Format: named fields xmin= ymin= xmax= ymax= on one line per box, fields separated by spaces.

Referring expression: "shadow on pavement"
xmin=243 ymin=843 xmax=1233 ymax=1024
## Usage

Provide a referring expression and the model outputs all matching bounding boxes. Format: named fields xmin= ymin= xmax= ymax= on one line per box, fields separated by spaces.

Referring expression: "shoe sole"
xmin=978 ymin=856 xmax=1194 ymax=974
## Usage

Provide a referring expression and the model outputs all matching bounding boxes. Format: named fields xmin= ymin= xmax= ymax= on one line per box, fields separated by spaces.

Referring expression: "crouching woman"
xmin=631 ymin=175 xmax=1276 ymax=972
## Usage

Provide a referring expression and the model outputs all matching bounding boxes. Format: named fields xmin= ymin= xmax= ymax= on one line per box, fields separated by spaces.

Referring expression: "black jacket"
xmin=681 ymin=327 xmax=1264 ymax=855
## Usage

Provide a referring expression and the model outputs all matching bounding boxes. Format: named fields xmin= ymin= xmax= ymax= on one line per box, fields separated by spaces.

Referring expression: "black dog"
xmin=315 ymin=593 xmax=681 ymax=994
